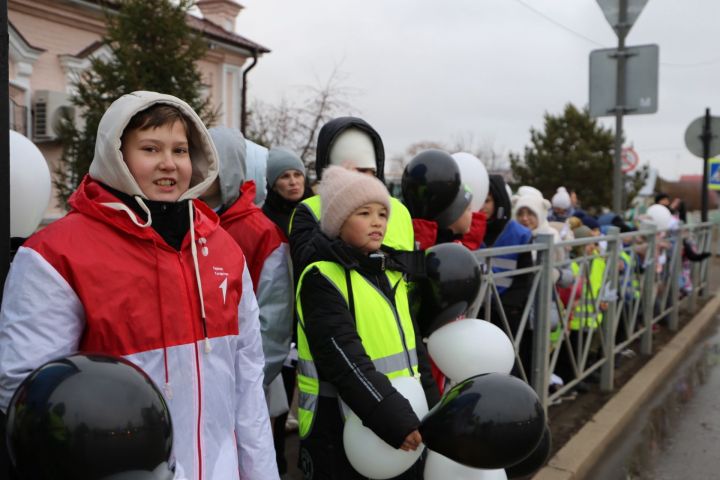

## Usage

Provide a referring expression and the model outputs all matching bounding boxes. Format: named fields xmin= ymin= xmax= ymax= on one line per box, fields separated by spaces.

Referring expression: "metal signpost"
xmin=592 ymin=0 xmax=652 ymax=214
xmin=684 ymin=109 xmax=720 ymax=221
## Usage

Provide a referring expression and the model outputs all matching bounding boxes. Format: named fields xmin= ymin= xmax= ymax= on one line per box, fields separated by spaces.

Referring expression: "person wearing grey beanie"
xmin=295 ymin=165 xmax=429 ymax=479
xmin=262 ymin=147 xmax=311 ymax=236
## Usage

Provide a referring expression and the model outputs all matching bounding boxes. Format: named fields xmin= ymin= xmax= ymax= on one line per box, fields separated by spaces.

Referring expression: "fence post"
xmin=533 ymin=234 xmax=554 ymax=413
xmin=668 ymin=227 xmax=682 ymax=331
xmin=641 ymin=223 xmax=657 ymax=355
xmin=601 ymin=226 xmax=620 ymax=392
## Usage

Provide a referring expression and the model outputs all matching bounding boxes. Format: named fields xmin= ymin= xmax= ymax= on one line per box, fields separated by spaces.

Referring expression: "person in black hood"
xmin=288 ymin=117 xmax=424 ymax=282
xmin=481 ymin=175 xmax=535 ymax=378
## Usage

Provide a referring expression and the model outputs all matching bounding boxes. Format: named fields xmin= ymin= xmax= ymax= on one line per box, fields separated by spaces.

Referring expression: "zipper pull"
xmin=204 ymin=337 xmax=212 ymax=354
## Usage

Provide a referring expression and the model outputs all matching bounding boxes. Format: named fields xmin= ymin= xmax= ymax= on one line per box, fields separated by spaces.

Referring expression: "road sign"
xmin=621 ymin=147 xmax=639 ymax=173
xmin=685 ymin=116 xmax=720 ymax=159
xmin=589 ymin=44 xmax=659 ymax=117
xmin=597 ymin=0 xmax=649 ymax=33
xmin=708 ymin=158 xmax=720 ymax=191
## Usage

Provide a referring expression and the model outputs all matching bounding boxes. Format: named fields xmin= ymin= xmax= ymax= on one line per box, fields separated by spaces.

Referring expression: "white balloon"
xmin=343 ymin=376 xmax=428 ymax=479
xmin=427 ymin=319 xmax=514 ymax=381
xmin=452 ymin=152 xmax=489 ymax=212
xmin=10 ymin=130 xmax=51 ymax=237
xmin=646 ymin=204 xmax=673 ymax=231
xmin=425 ymin=451 xmax=508 ymax=480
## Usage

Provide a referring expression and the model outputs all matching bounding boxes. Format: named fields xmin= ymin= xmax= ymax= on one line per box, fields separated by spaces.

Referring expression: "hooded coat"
xmin=288 ymin=117 xmax=416 ymax=279
xmin=0 ymin=92 xmax=278 ymax=480
xmin=209 ymin=127 xmax=293 ymax=386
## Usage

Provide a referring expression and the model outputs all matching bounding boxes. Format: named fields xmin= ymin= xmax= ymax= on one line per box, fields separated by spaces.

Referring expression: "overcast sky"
xmin=231 ymin=0 xmax=719 ymax=181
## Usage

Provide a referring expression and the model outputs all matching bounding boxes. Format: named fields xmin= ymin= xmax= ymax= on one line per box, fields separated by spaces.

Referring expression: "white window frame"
xmin=221 ymin=64 xmax=243 ymax=129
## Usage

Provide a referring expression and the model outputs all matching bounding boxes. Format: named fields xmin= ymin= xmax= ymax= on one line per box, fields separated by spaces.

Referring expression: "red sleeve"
xmin=412 ymin=218 xmax=438 ymax=251
xmin=460 ymin=211 xmax=487 ymax=250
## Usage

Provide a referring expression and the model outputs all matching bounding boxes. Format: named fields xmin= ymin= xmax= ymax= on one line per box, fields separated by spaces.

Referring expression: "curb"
xmin=533 ymin=292 xmax=720 ymax=480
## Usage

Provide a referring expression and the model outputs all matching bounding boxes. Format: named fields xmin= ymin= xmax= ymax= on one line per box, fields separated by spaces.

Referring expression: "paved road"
xmin=644 ymin=329 xmax=720 ymax=480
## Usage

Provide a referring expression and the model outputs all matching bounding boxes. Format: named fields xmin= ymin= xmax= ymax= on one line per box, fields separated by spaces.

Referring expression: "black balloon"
xmin=506 ymin=423 xmax=552 ymax=478
xmin=6 ymin=354 xmax=174 ymax=480
xmin=416 ymin=243 xmax=482 ymax=335
xmin=419 ymin=373 xmax=545 ymax=470
xmin=401 ymin=149 xmax=461 ymax=220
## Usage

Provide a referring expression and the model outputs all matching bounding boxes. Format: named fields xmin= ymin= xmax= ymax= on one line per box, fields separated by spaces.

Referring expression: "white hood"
xmin=88 ymin=91 xmax=218 ymax=201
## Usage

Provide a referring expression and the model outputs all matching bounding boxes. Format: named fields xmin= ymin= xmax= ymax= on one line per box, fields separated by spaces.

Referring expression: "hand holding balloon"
xmin=400 ymin=430 xmax=422 ymax=451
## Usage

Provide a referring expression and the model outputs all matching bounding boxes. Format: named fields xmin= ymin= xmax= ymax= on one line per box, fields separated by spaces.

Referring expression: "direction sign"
xmin=597 ymin=0 xmax=649 ymax=33
xmin=684 ymin=116 xmax=720 ymax=159
xmin=709 ymin=158 xmax=720 ymax=191
xmin=589 ymin=44 xmax=659 ymax=117
xmin=621 ymin=147 xmax=639 ymax=173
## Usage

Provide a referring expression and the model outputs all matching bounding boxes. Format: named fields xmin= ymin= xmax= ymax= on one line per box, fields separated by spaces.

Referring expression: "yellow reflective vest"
xmin=570 ymin=256 xmax=607 ymax=330
xmin=295 ymin=260 xmax=419 ymax=438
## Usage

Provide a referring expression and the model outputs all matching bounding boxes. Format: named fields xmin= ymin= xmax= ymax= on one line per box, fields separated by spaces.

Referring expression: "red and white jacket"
xmin=218 ymin=180 xmax=293 ymax=384
xmin=0 ymin=91 xmax=278 ymax=480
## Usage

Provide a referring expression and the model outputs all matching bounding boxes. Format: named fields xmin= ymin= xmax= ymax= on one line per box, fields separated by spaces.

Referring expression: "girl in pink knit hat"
xmin=294 ymin=166 xmax=435 ymax=479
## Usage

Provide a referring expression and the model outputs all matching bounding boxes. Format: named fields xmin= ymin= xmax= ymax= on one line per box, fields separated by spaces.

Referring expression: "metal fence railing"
xmin=471 ymin=221 xmax=717 ymax=411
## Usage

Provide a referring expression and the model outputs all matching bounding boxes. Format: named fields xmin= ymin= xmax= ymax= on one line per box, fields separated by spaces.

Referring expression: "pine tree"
xmin=510 ymin=104 xmax=647 ymax=212
xmin=55 ymin=0 xmax=215 ymax=207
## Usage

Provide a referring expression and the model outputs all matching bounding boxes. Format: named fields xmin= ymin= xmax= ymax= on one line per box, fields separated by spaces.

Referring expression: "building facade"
xmin=8 ymin=0 xmax=268 ymax=217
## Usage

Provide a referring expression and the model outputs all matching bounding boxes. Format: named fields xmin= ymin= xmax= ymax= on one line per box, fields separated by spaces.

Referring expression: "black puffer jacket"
xmin=299 ymin=246 xmax=437 ymax=449
xmin=262 ymin=184 xmax=313 ymax=237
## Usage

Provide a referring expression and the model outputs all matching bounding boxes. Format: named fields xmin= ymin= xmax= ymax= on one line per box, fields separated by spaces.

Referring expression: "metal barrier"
xmin=471 ymin=221 xmax=717 ymax=411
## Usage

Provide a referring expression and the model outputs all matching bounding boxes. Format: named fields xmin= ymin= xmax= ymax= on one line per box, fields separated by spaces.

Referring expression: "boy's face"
xmin=339 ymin=202 xmax=388 ymax=254
xmin=449 ymin=204 xmax=473 ymax=236
xmin=122 ymin=120 xmax=192 ymax=202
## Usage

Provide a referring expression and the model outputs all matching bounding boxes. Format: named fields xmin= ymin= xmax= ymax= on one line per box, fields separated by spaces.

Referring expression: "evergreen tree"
xmin=510 ymin=104 xmax=647 ymax=212
xmin=55 ymin=0 xmax=215 ymax=206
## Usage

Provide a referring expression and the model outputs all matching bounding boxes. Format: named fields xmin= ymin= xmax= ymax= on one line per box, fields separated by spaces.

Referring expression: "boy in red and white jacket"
xmin=0 ymin=92 xmax=278 ymax=480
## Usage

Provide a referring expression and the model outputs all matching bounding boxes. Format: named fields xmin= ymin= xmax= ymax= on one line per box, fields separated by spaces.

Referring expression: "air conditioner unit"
xmin=32 ymin=90 xmax=77 ymax=142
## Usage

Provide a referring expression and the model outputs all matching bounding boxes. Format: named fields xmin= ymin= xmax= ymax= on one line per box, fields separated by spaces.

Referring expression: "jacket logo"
xmin=219 ymin=278 xmax=228 ymax=305
xmin=214 ymin=266 xmax=229 ymax=305
xmin=199 ymin=237 xmax=209 ymax=257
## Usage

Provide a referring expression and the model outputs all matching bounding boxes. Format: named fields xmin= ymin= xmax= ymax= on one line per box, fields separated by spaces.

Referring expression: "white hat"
xmin=552 ymin=187 xmax=572 ymax=209
xmin=329 ymin=128 xmax=377 ymax=171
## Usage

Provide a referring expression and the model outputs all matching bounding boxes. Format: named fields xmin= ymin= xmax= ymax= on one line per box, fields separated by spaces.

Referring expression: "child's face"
xmin=516 ymin=206 xmax=538 ymax=230
xmin=482 ymin=193 xmax=495 ymax=218
xmin=449 ymin=204 xmax=473 ymax=235
xmin=339 ymin=202 xmax=388 ymax=254
xmin=122 ymin=120 xmax=192 ymax=202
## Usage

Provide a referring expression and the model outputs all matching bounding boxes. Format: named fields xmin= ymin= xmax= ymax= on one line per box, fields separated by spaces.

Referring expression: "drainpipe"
xmin=240 ymin=48 xmax=258 ymax=135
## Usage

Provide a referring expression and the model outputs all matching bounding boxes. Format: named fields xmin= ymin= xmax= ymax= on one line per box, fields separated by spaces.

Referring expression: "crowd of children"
xmin=0 ymin=91 xmax=707 ymax=480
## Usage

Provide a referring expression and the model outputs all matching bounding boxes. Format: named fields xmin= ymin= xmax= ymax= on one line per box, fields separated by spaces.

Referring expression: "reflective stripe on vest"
xmin=570 ymin=258 xmax=606 ymax=330
xmin=485 ymin=220 xmax=532 ymax=294
xmin=291 ymin=195 xmax=415 ymax=251
xmin=296 ymin=261 xmax=419 ymax=438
